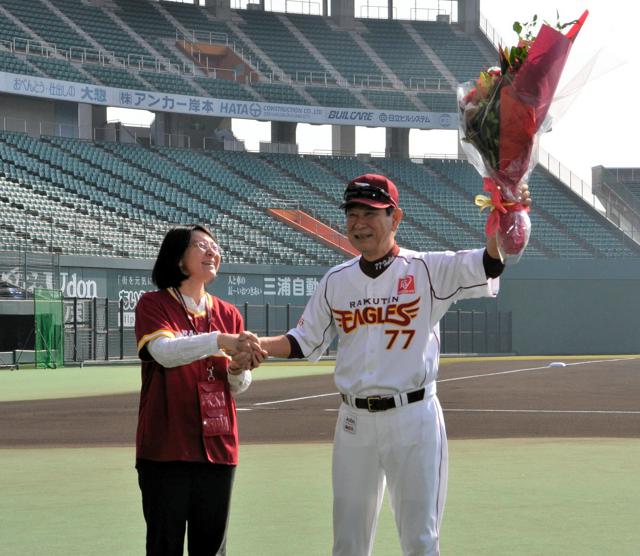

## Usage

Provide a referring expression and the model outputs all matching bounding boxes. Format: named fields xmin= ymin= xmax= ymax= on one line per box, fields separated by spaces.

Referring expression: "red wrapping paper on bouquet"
xmin=459 ymin=10 xmax=588 ymax=262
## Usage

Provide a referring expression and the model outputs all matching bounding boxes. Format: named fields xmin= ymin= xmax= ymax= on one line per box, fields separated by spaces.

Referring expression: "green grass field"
xmin=2 ymin=364 xmax=640 ymax=555
xmin=2 ymin=441 xmax=639 ymax=555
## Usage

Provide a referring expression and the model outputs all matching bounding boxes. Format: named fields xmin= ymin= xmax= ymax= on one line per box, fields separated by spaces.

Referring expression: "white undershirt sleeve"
xmin=147 ymin=334 xmax=252 ymax=395
xmin=147 ymin=333 xmax=225 ymax=368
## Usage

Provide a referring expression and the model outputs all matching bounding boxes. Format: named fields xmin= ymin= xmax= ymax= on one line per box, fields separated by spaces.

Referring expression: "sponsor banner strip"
xmin=1 ymin=71 xmax=457 ymax=130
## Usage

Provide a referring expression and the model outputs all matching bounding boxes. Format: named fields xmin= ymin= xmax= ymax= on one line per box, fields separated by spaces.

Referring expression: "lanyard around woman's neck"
xmin=172 ymin=287 xmax=212 ymax=335
xmin=172 ymin=288 xmax=221 ymax=381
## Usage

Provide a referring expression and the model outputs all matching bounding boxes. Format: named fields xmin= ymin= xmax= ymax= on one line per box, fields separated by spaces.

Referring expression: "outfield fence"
xmin=59 ymin=300 xmax=513 ymax=363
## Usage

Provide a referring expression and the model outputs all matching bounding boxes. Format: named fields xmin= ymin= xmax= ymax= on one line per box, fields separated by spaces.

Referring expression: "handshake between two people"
xmin=218 ymin=331 xmax=269 ymax=375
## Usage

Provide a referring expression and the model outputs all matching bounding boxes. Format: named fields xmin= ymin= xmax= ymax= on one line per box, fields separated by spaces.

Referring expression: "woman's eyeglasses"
xmin=191 ymin=240 xmax=221 ymax=254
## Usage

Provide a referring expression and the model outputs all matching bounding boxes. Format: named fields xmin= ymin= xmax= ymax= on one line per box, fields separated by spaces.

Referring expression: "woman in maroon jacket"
xmin=135 ymin=224 xmax=264 ymax=556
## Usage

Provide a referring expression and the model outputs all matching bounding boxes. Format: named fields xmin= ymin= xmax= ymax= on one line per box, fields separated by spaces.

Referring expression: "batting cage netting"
xmin=34 ymin=288 xmax=64 ymax=369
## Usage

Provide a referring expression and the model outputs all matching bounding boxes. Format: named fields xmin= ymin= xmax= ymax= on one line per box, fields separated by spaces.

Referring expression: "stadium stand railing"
xmin=0 ymin=0 xmax=498 ymax=109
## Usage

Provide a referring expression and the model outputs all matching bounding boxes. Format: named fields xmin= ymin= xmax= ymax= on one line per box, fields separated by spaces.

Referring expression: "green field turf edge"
xmin=1 ymin=439 xmax=639 ymax=556
xmin=2 ymin=355 xmax=637 ymax=403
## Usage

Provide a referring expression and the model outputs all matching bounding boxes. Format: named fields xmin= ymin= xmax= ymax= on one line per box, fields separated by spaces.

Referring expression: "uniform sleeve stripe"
xmin=432 ymin=283 xmax=489 ymax=301
xmin=414 ymin=256 xmax=487 ymax=301
xmin=137 ymin=329 xmax=176 ymax=353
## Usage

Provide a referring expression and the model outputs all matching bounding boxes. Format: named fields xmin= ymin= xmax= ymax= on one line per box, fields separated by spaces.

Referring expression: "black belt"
xmin=341 ymin=388 xmax=425 ymax=412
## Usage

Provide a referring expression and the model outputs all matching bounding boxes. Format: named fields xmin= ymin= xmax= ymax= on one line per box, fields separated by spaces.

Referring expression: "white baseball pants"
xmin=332 ymin=391 xmax=448 ymax=556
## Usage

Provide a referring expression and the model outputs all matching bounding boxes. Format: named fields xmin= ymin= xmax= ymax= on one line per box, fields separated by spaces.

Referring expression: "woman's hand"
xmin=219 ymin=331 xmax=268 ymax=373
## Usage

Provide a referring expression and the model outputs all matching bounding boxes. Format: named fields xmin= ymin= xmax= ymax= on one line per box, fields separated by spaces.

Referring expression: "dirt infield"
xmin=1 ymin=358 xmax=638 ymax=448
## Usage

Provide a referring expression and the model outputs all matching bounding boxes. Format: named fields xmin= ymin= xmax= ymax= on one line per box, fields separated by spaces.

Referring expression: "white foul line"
xmin=253 ymin=392 xmax=339 ymax=406
xmin=251 ymin=357 xmax=640 ymax=407
xmin=438 ymin=357 xmax=640 ymax=383
xmin=444 ymin=408 xmax=640 ymax=414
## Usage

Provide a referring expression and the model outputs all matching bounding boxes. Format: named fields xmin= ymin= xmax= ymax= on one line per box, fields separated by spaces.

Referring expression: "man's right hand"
xmin=219 ymin=331 xmax=267 ymax=371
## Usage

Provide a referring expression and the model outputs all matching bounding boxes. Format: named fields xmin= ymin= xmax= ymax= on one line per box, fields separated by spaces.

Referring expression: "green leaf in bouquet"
xmin=555 ymin=14 xmax=580 ymax=31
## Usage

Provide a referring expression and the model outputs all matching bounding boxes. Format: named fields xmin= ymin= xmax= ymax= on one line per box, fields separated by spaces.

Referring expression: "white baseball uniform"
xmin=288 ymin=246 xmax=498 ymax=556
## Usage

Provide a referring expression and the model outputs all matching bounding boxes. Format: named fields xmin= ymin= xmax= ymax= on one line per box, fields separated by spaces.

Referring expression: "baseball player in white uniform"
xmin=258 ymin=174 xmax=531 ymax=556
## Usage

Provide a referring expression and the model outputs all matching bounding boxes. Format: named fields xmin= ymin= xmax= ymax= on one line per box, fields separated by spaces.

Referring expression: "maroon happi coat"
xmin=134 ymin=289 xmax=244 ymax=465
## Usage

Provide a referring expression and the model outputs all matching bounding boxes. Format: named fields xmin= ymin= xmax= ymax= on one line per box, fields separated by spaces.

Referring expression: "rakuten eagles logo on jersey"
xmin=332 ymin=297 xmax=420 ymax=334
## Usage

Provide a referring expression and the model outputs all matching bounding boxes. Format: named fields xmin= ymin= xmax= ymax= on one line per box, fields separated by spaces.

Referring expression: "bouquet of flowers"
xmin=458 ymin=10 xmax=588 ymax=263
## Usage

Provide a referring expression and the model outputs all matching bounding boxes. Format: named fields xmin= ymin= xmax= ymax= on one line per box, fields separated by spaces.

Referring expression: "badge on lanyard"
xmin=198 ymin=380 xmax=231 ymax=437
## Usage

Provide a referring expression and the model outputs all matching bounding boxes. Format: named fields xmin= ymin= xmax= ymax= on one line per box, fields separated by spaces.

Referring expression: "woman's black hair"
xmin=151 ymin=224 xmax=216 ymax=289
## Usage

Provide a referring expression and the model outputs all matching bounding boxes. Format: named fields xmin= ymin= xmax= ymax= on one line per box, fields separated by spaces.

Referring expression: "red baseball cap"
xmin=340 ymin=173 xmax=399 ymax=209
